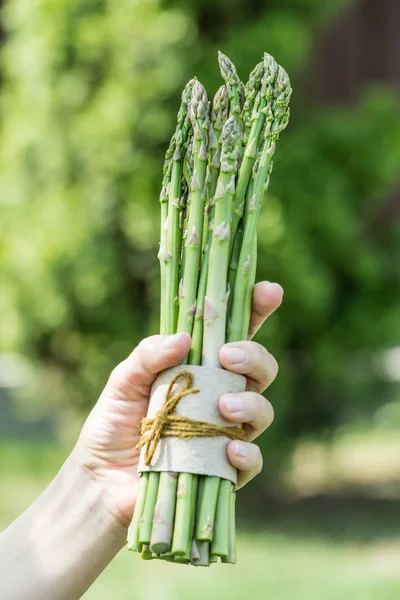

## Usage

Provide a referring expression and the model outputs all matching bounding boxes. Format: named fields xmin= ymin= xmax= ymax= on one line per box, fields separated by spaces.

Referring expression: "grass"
xmin=1 ymin=439 xmax=400 ymax=600
xmin=84 ymin=533 xmax=400 ymax=600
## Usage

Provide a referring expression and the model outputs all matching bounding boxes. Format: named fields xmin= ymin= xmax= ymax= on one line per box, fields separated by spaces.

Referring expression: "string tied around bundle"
xmin=137 ymin=370 xmax=246 ymax=466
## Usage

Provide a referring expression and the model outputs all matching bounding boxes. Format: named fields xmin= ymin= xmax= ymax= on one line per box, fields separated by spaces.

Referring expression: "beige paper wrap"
xmin=138 ymin=365 xmax=246 ymax=484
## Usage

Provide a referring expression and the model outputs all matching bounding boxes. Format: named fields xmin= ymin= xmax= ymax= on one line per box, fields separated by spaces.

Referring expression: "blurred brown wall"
xmin=314 ymin=0 xmax=400 ymax=227
xmin=316 ymin=0 xmax=400 ymax=104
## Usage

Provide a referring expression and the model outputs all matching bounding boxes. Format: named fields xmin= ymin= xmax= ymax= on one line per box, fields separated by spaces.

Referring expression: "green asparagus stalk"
xmin=242 ymin=60 xmax=264 ymax=144
xmin=174 ymin=555 xmax=190 ymax=564
xmin=127 ymin=472 xmax=149 ymax=552
xmin=229 ymin=54 xmax=278 ymax=254
xmin=201 ymin=85 xmax=229 ymax=252
xmin=178 ymin=178 xmax=189 ymax=283
xmin=197 ymin=117 xmax=240 ymax=558
xmin=202 ymin=116 xmax=240 ymax=367
xmin=190 ymin=85 xmax=229 ymax=365
xmin=221 ymin=486 xmax=237 ymax=564
xmin=229 ymin=66 xmax=291 ymax=342
xmin=192 ymin=541 xmax=210 ymax=567
xmin=210 ymin=478 xmax=231 ymax=557
xmin=150 ymin=471 xmax=178 ymax=554
xmin=177 ymin=81 xmax=209 ymax=337
xmin=153 ymin=79 xmax=197 ymax=547
xmin=191 ymin=540 xmax=200 ymax=562
xmin=209 ymin=87 xmax=230 ymax=195
xmin=171 ymin=84 xmax=209 ymax=553
xmin=181 ymin=475 xmax=199 ymax=561
xmin=158 ymin=144 xmax=174 ymax=335
xmin=164 ymin=78 xmax=196 ymax=334
xmin=242 ymin=235 xmax=258 ymax=339
xmin=218 ymin=51 xmax=243 ymax=132
xmin=195 ymin=476 xmax=220 ymax=542
xmin=171 ymin=472 xmax=196 ymax=555
xmin=138 ymin=471 xmax=160 ymax=545
xmin=140 ymin=545 xmax=155 ymax=560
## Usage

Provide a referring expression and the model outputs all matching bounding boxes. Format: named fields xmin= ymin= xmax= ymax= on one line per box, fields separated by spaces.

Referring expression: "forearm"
xmin=0 ymin=453 xmax=127 ymax=600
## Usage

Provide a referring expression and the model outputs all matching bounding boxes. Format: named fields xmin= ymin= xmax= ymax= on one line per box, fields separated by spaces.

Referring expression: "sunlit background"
xmin=1 ymin=0 xmax=400 ymax=598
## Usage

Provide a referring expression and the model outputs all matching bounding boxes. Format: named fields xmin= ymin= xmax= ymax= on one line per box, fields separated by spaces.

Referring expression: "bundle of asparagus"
xmin=128 ymin=51 xmax=291 ymax=566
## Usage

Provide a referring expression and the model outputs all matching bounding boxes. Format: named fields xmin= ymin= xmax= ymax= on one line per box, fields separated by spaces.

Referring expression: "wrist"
xmin=0 ymin=452 xmax=127 ymax=600
xmin=62 ymin=451 xmax=129 ymax=543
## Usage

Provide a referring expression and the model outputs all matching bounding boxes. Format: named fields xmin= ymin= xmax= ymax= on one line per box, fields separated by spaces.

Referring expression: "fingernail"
xmin=224 ymin=396 xmax=244 ymax=413
xmin=233 ymin=441 xmax=248 ymax=457
xmin=223 ymin=347 xmax=246 ymax=364
xmin=162 ymin=333 xmax=184 ymax=349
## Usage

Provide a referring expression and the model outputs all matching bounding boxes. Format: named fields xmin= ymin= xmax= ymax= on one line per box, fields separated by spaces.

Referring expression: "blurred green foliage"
xmin=1 ymin=0 xmax=400 ymax=462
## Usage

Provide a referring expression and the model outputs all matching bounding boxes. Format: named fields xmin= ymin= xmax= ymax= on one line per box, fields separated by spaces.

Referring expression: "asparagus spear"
xmin=181 ymin=475 xmax=199 ymax=561
xmin=218 ymin=51 xmax=243 ymax=132
xmin=158 ymin=142 xmax=174 ymax=335
xmin=229 ymin=53 xmax=278 ymax=254
xmin=210 ymin=478 xmax=231 ymax=557
xmin=144 ymin=79 xmax=196 ymax=557
xmin=221 ymin=485 xmax=237 ymax=564
xmin=177 ymin=81 xmax=209 ymax=337
xmin=195 ymin=476 xmax=220 ymax=542
xmin=190 ymin=86 xmax=229 ymax=365
xmin=242 ymin=60 xmax=264 ymax=144
xmin=127 ymin=472 xmax=149 ymax=552
xmin=229 ymin=66 xmax=291 ymax=343
xmin=192 ymin=541 xmax=210 ymax=567
xmin=150 ymin=471 xmax=178 ymax=554
xmin=171 ymin=472 xmax=196 ymax=555
xmin=202 ymin=85 xmax=229 ymax=252
xmin=138 ymin=471 xmax=160 ymax=546
xmin=195 ymin=117 xmax=240 ymax=556
xmin=202 ymin=116 xmax=240 ymax=367
xmin=164 ymin=78 xmax=196 ymax=334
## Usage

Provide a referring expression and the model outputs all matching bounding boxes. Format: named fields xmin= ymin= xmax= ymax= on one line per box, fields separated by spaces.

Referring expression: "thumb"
xmin=106 ymin=333 xmax=191 ymax=401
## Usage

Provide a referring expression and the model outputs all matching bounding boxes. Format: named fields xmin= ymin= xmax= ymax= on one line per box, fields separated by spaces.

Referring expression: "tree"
xmin=1 ymin=0 xmax=399 ymax=463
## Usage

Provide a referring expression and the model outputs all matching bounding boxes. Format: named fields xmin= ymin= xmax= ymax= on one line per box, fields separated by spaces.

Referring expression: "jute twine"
xmin=137 ymin=370 xmax=246 ymax=466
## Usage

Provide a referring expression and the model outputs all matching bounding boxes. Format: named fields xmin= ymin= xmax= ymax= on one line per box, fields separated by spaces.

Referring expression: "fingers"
xmin=221 ymin=390 xmax=273 ymax=488
xmin=248 ymin=281 xmax=283 ymax=340
xmin=107 ymin=332 xmax=191 ymax=401
xmin=219 ymin=340 xmax=278 ymax=393
xmin=226 ymin=440 xmax=263 ymax=489
xmin=219 ymin=391 xmax=274 ymax=442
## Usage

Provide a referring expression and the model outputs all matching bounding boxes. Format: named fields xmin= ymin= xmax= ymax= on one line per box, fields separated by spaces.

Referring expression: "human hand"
xmin=74 ymin=281 xmax=283 ymax=529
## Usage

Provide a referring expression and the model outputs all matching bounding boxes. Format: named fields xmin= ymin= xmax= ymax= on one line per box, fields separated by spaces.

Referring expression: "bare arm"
xmin=0 ymin=281 xmax=282 ymax=599
xmin=0 ymin=453 xmax=126 ymax=600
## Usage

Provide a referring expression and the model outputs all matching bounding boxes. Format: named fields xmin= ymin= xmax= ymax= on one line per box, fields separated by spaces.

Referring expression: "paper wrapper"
xmin=138 ymin=365 xmax=246 ymax=484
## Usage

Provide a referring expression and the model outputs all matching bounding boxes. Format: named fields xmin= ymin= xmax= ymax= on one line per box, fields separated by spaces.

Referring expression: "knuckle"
xmin=250 ymin=393 xmax=266 ymax=430
xmin=245 ymin=341 xmax=267 ymax=367
xmin=254 ymin=446 xmax=263 ymax=475
xmin=137 ymin=335 xmax=159 ymax=353
xmin=256 ymin=395 xmax=274 ymax=430
xmin=269 ymin=352 xmax=279 ymax=380
xmin=265 ymin=399 xmax=275 ymax=427
xmin=109 ymin=360 xmax=127 ymax=384
xmin=254 ymin=341 xmax=268 ymax=361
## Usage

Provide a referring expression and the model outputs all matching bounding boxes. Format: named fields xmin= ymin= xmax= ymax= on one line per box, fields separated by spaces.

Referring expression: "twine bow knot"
xmin=137 ymin=370 xmax=246 ymax=466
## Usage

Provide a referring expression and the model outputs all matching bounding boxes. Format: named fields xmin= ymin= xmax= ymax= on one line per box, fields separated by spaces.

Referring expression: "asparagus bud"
xmin=218 ymin=51 xmax=243 ymax=131
xmin=229 ymin=53 xmax=279 ymax=254
xmin=163 ymin=78 xmax=196 ymax=335
xmin=242 ymin=61 xmax=264 ymax=143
